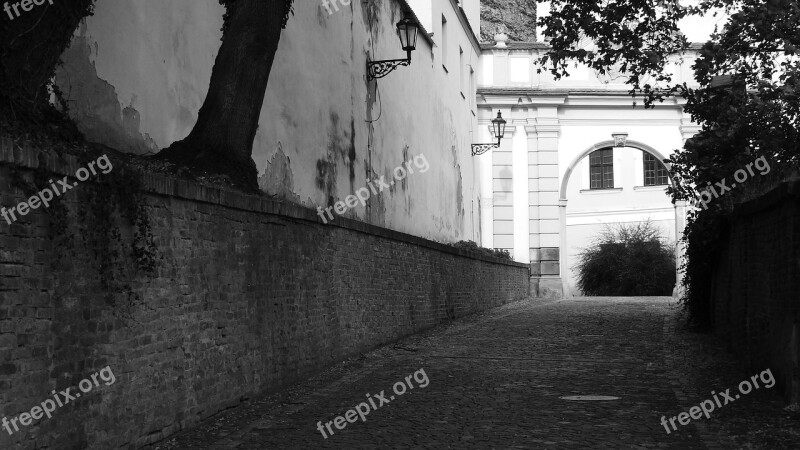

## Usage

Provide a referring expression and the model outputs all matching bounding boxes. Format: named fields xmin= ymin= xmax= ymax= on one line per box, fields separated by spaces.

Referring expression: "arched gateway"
xmin=557 ymin=139 xmax=687 ymax=297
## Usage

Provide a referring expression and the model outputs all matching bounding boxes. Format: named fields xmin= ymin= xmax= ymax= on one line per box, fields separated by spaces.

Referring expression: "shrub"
xmin=451 ymin=240 xmax=512 ymax=261
xmin=575 ymin=221 xmax=676 ymax=296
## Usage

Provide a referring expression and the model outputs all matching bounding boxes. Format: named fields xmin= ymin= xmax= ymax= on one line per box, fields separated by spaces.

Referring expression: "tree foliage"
xmin=539 ymin=0 xmax=800 ymax=326
xmin=0 ymin=0 xmax=95 ymax=136
xmin=575 ymin=221 xmax=676 ymax=297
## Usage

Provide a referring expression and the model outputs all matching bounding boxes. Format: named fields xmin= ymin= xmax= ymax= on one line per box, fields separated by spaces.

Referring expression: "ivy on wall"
xmin=10 ymin=152 xmax=159 ymax=321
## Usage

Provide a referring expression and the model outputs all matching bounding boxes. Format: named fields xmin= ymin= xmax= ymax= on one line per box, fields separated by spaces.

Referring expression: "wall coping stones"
xmin=734 ymin=180 xmax=800 ymax=218
xmin=0 ymin=136 xmax=527 ymax=270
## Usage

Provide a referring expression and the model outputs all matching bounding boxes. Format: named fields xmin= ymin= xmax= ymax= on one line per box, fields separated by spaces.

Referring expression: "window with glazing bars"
xmin=590 ymin=149 xmax=614 ymax=189
xmin=643 ymin=152 xmax=669 ymax=186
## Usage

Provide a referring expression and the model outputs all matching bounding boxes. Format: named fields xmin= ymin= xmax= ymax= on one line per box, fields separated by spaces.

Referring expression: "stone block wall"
xmin=0 ymin=141 xmax=529 ymax=448
xmin=711 ymin=181 xmax=800 ymax=404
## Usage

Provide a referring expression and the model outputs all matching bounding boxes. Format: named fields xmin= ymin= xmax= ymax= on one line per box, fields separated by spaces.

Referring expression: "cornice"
xmin=445 ymin=0 xmax=481 ymax=54
xmin=394 ymin=0 xmax=434 ymax=48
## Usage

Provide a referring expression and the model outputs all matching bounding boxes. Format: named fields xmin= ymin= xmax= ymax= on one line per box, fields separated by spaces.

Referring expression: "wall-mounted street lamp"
xmin=471 ymin=111 xmax=507 ymax=156
xmin=367 ymin=17 xmax=419 ymax=80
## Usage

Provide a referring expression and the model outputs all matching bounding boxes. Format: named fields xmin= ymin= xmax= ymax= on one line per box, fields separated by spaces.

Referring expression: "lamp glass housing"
xmin=492 ymin=111 xmax=507 ymax=140
xmin=397 ymin=18 xmax=418 ymax=52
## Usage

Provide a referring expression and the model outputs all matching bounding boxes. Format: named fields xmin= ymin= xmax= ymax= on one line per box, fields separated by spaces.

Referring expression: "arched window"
xmin=643 ymin=152 xmax=669 ymax=186
xmin=589 ymin=148 xmax=614 ymax=189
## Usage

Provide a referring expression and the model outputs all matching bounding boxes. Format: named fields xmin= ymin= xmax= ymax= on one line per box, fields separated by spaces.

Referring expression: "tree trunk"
xmin=0 ymin=0 xmax=94 ymax=121
xmin=159 ymin=0 xmax=291 ymax=192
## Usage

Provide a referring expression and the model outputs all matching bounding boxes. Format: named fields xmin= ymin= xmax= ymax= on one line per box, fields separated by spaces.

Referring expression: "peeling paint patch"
xmin=361 ymin=0 xmax=383 ymax=41
xmin=450 ymin=132 xmax=459 ymax=166
xmin=385 ymin=167 xmax=396 ymax=195
xmin=365 ymin=162 xmax=386 ymax=227
xmin=455 ymin=164 xmax=464 ymax=221
xmin=399 ymin=145 xmax=410 ymax=191
xmin=316 ymin=111 xmax=357 ymax=204
xmin=348 ymin=119 xmax=356 ymax=190
xmin=55 ymin=31 xmax=158 ymax=155
xmin=259 ymin=143 xmax=300 ymax=203
xmin=315 ymin=157 xmax=337 ymax=205
xmin=327 ymin=112 xmax=352 ymax=161
xmin=317 ymin=3 xmax=328 ymax=26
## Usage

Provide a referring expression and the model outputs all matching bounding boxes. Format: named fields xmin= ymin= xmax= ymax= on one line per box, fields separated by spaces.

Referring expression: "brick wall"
xmin=711 ymin=181 xmax=800 ymax=405
xmin=0 ymin=140 xmax=529 ymax=448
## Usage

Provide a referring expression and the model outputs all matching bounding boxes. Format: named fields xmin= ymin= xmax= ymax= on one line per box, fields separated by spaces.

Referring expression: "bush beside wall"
xmin=0 ymin=141 xmax=529 ymax=448
xmin=711 ymin=181 xmax=800 ymax=405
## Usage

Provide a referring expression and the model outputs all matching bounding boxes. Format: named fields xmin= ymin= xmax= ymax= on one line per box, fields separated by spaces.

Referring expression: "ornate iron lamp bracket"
xmin=367 ymin=56 xmax=411 ymax=80
xmin=471 ymin=111 xmax=506 ymax=156
xmin=471 ymin=143 xmax=499 ymax=156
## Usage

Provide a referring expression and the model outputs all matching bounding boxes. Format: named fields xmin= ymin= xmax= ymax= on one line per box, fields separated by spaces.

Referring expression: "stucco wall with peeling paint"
xmin=56 ymin=0 xmax=481 ymax=244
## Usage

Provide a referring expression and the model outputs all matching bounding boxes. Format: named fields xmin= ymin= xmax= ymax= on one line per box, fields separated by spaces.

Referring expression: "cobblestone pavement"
xmin=149 ymin=297 xmax=800 ymax=449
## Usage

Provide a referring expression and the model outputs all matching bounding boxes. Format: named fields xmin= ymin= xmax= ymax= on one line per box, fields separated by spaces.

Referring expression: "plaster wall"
xmin=409 ymin=0 xmax=479 ymax=36
xmin=56 ymin=0 xmax=482 ymax=244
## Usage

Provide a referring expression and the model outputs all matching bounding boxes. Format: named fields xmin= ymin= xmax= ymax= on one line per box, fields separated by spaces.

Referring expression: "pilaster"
xmin=527 ymin=114 xmax=563 ymax=297
xmin=492 ymin=125 xmax=516 ymax=254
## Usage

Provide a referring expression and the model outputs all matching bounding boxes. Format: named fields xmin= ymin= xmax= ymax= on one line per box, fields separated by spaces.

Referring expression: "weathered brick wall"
xmin=0 ymin=142 xmax=529 ymax=448
xmin=711 ymin=181 xmax=800 ymax=404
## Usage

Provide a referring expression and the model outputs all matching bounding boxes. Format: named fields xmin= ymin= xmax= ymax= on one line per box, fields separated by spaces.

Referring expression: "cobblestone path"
xmin=150 ymin=297 xmax=798 ymax=449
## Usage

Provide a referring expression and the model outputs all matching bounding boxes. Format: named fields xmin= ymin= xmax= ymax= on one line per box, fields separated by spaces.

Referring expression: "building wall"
xmin=410 ymin=0 xmax=480 ymax=35
xmin=476 ymin=36 xmax=700 ymax=296
xmin=0 ymin=142 xmax=529 ymax=449
xmin=55 ymin=0 xmax=482 ymax=244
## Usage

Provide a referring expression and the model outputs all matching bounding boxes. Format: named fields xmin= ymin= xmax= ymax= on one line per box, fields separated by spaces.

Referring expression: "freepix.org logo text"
xmin=316 ymin=153 xmax=429 ymax=224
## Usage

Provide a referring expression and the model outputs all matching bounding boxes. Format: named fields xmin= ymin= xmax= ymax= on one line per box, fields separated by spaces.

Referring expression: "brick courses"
xmin=0 ymin=138 xmax=529 ymax=448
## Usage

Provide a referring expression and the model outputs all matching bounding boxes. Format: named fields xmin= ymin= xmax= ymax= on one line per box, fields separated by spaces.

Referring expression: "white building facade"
xmin=476 ymin=37 xmax=700 ymax=297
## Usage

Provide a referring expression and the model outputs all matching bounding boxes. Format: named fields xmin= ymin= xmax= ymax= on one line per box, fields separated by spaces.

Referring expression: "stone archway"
xmin=557 ymin=139 xmax=684 ymax=297
xmin=559 ymin=140 xmax=673 ymax=200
